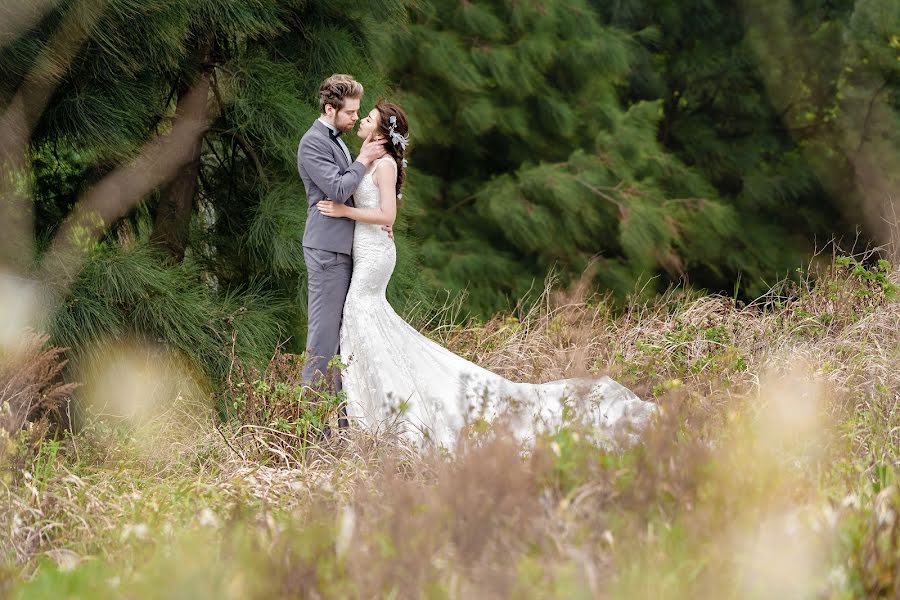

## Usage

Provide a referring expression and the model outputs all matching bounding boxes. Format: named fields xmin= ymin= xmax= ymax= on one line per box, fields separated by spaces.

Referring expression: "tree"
xmin=593 ymin=0 xmax=899 ymax=267
xmin=0 ymin=0 xmax=417 ymax=384
xmin=381 ymin=0 xmax=786 ymax=316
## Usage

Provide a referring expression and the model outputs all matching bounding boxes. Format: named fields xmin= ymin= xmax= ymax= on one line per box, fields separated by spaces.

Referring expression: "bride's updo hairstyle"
xmin=374 ymin=101 xmax=409 ymax=201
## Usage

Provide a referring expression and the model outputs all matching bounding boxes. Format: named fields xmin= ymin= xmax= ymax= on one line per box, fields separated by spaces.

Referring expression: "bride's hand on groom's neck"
xmin=357 ymin=132 xmax=387 ymax=166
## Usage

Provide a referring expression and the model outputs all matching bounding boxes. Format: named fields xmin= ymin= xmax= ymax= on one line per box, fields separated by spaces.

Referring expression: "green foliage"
xmin=6 ymin=0 xmax=898 ymax=371
xmin=5 ymin=0 xmax=426 ymax=374
xmin=50 ymin=239 xmax=286 ymax=384
xmin=378 ymin=0 xmax=861 ymax=315
xmin=229 ymin=376 xmax=341 ymax=443
xmin=223 ymin=350 xmax=346 ymax=464
xmin=594 ymin=0 xmax=900 ymax=288
xmin=835 ymin=255 xmax=899 ymax=300
xmin=377 ymin=0 xmax=637 ymax=313
xmin=30 ymin=438 xmax=62 ymax=495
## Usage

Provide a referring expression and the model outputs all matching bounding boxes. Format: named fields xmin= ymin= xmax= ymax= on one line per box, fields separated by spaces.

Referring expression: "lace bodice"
xmin=352 ymin=168 xmax=380 ymax=209
xmin=353 ymin=157 xmax=395 ymax=209
xmin=346 ymin=161 xmax=395 ymax=298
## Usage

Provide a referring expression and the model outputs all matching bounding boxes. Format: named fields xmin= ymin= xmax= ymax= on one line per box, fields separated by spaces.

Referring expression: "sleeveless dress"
xmin=340 ymin=159 xmax=654 ymax=448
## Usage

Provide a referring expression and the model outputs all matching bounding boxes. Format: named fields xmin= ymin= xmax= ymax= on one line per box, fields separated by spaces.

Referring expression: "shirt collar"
xmin=318 ymin=117 xmax=340 ymax=137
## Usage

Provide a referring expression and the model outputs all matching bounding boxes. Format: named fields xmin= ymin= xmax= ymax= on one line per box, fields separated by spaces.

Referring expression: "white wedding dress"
xmin=340 ymin=159 xmax=654 ymax=449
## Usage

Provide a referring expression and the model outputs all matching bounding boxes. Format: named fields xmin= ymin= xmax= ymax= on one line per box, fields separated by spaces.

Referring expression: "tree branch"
xmin=209 ymin=71 xmax=270 ymax=188
xmin=0 ymin=0 xmax=105 ymax=271
xmin=40 ymin=80 xmax=213 ymax=289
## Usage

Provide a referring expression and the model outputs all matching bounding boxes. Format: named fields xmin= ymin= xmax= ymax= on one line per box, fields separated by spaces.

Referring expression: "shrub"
xmin=50 ymin=240 xmax=287 ymax=388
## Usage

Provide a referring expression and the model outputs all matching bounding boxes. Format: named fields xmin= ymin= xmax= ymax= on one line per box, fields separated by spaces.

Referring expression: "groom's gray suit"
xmin=298 ymin=119 xmax=366 ymax=406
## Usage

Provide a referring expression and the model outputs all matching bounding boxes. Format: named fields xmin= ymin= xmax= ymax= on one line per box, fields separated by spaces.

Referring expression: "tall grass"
xmin=49 ymin=238 xmax=288 ymax=388
xmin=2 ymin=245 xmax=899 ymax=598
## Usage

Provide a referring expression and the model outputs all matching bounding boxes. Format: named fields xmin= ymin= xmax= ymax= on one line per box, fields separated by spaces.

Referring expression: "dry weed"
xmin=0 ymin=330 xmax=77 ymax=437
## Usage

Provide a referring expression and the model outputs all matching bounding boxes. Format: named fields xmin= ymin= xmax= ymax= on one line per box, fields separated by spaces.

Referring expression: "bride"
xmin=316 ymin=102 xmax=654 ymax=449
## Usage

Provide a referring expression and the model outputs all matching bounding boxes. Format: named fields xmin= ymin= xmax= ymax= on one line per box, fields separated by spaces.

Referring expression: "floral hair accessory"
xmin=401 ymin=158 xmax=408 ymax=168
xmin=387 ymin=115 xmax=409 ymax=151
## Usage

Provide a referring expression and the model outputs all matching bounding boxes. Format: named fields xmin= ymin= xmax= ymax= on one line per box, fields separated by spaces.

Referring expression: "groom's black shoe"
xmin=321 ymin=405 xmax=348 ymax=441
xmin=338 ymin=402 xmax=349 ymax=429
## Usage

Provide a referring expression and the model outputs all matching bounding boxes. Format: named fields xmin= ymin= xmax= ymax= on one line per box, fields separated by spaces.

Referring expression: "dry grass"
xmin=2 ymin=246 xmax=899 ymax=598
xmin=0 ymin=331 xmax=77 ymax=436
xmin=0 ymin=331 xmax=78 ymax=487
xmin=221 ymin=350 xmax=344 ymax=468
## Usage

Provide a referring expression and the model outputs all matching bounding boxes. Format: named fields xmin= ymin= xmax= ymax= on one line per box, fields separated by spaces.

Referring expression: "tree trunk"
xmin=150 ymin=39 xmax=215 ymax=262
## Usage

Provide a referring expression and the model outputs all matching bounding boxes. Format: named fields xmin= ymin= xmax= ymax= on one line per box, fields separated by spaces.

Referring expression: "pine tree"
xmin=593 ymin=0 xmax=899 ymax=267
xmin=1 ymin=0 xmax=415 ymax=383
xmin=381 ymin=0 xmax=788 ymax=316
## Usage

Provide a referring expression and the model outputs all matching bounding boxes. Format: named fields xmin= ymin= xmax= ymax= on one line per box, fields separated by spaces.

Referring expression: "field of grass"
xmin=2 ymin=249 xmax=899 ymax=599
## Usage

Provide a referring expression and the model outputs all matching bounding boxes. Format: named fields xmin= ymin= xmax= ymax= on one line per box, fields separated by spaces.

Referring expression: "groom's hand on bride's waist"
xmin=318 ymin=198 xmax=393 ymax=239
xmin=317 ymin=200 xmax=346 ymax=218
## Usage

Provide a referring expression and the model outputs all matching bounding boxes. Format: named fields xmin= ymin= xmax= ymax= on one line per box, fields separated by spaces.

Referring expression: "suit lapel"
xmin=312 ymin=121 xmax=354 ymax=206
xmin=332 ymin=137 xmax=351 ymax=169
xmin=315 ymin=120 xmax=350 ymax=169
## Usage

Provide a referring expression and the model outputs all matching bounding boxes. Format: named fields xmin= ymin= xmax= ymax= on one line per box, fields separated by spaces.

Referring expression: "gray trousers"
xmin=302 ymin=247 xmax=353 ymax=409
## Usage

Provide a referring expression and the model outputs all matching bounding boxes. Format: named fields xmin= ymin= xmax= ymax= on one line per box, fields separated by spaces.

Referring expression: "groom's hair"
xmin=318 ymin=74 xmax=364 ymax=113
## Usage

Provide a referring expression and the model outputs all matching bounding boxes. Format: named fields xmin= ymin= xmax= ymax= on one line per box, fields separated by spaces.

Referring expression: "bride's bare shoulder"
xmin=372 ymin=157 xmax=398 ymax=184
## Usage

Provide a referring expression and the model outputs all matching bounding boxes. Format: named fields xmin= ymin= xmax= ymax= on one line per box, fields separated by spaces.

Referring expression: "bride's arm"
xmin=317 ymin=160 xmax=398 ymax=226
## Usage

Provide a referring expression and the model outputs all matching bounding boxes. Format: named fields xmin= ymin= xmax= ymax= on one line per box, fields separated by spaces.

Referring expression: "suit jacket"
xmin=298 ymin=120 xmax=367 ymax=255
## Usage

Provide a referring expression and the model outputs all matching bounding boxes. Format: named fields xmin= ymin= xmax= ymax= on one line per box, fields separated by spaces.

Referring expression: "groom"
xmin=298 ymin=74 xmax=387 ymax=426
